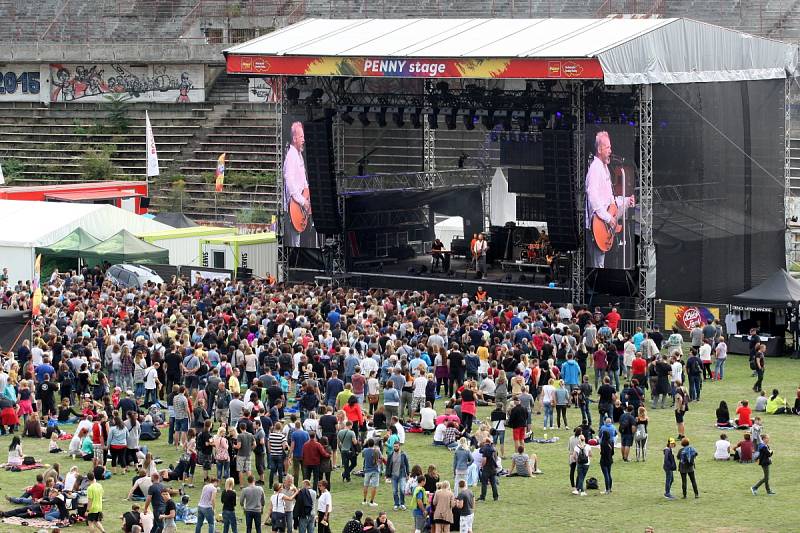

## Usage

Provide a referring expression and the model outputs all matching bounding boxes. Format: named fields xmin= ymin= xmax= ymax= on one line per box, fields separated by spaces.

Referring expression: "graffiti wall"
xmin=0 ymin=64 xmax=47 ymax=102
xmin=248 ymin=77 xmax=280 ymax=103
xmin=49 ymin=63 xmax=205 ymax=103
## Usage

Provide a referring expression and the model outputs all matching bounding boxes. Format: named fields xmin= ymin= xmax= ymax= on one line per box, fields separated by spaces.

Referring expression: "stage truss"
xmin=638 ymin=83 xmax=654 ymax=322
xmin=571 ymin=82 xmax=586 ymax=305
xmin=275 ymin=77 xmax=288 ymax=282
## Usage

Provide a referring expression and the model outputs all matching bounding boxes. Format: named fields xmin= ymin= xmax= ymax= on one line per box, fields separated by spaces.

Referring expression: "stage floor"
xmin=289 ymin=255 xmax=571 ymax=302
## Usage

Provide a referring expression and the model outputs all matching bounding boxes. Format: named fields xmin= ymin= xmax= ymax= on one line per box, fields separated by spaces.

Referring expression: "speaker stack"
xmin=542 ymin=130 xmax=578 ymax=251
xmin=302 ymin=119 xmax=342 ymax=235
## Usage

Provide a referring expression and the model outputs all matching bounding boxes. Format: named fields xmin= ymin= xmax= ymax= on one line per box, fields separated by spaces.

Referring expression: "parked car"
xmin=105 ymin=264 xmax=164 ymax=289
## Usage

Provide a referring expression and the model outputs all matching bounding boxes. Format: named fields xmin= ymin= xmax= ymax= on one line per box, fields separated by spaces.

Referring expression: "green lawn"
xmin=0 ymin=355 xmax=798 ymax=532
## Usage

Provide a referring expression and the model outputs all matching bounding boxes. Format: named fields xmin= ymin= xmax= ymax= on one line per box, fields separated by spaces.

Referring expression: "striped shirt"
xmin=268 ymin=432 xmax=287 ymax=457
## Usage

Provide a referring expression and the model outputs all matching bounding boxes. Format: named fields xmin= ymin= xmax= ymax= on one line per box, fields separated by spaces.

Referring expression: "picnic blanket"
xmin=2 ymin=462 xmax=46 ymax=471
xmin=58 ymin=433 xmax=74 ymax=440
xmin=526 ymin=437 xmax=560 ymax=444
xmin=2 ymin=516 xmax=68 ymax=528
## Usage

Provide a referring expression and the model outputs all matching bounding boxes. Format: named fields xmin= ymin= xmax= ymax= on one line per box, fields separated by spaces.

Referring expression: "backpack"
xmin=680 ymin=446 xmax=696 ymax=467
xmin=635 ymin=423 xmax=648 ymax=442
xmin=586 ymin=477 xmax=599 ymax=490
xmin=620 ymin=415 xmax=633 ymax=433
xmin=576 ymin=445 xmax=589 ymax=465
xmin=294 ymin=488 xmax=313 ymax=518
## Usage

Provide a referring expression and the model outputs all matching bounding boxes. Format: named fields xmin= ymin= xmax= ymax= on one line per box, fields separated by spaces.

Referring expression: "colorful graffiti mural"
xmin=49 ymin=64 xmax=204 ymax=103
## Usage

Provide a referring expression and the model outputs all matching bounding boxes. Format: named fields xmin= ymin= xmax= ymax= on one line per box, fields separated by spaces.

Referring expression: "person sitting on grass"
xmin=754 ymin=391 xmax=768 ymax=412
xmin=733 ymin=433 xmax=755 ymax=463
xmin=715 ymin=401 xmax=734 ymax=429
xmin=506 ymin=445 xmax=542 ymax=477
xmin=713 ymin=433 xmax=731 ymax=461
xmin=766 ymin=389 xmax=791 ymax=415
xmin=735 ymin=400 xmax=752 ymax=429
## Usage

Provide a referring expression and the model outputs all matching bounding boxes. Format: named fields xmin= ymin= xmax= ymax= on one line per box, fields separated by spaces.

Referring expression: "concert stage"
xmin=227 ymin=18 xmax=793 ymax=319
xmin=290 ymin=255 xmax=571 ymax=301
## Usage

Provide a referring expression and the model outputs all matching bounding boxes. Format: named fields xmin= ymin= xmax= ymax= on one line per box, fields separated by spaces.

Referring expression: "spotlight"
xmin=463 ymin=109 xmax=476 ymax=130
xmin=444 ymin=108 xmax=458 ymax=130
xmin=304 ymin=87 xmax=324 ymax=106
xmin=481 ymin=109 xmax=495 ymax=130
xmin=391 ymin=106 xmax=405 ymax=127
xmin=371 ymin=106 xmax=387 ymax=127
xmin=286 ymin=87 xmax=300 ymax=105
xmin=426 ymin=108 xmax=439 ymax=129
xmin=410 ymin=108 xmax=422 ymax=128
xmin=514 ymin=110 xmax=531 ymax=132
xmin=357 ymin=107 xmax=370 ymax=127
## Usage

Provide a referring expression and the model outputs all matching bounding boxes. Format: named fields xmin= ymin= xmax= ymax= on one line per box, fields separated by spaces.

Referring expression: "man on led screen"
xmin=585 ymin=130 xmax=635 ymax=268
xmin=283 ymin=121 xmax=315 ymax=247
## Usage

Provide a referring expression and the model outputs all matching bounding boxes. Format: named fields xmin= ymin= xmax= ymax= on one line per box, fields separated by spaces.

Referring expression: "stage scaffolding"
xmin=638 ymin=83 xmax=654 ymax=322
xmin=272 ymin=77 xmax=658 ymax=314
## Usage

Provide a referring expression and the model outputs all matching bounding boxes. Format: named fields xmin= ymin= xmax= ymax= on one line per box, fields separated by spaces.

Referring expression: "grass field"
xmin=0 ymin=354 xmax=797 ymax=533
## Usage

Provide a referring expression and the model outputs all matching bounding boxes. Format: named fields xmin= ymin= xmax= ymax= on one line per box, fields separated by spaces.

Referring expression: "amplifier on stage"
xmin=450 ymin=237 xmax=468 ymax=257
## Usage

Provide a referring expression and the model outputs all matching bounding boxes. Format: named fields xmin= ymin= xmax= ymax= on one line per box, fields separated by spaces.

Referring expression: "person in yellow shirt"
xmin=228 ymin=367 xmax=241 ymax=395
xmin=86 ymin=471 xmax=104 ymax=533
xmin=336 ymin=383 xmax=354 ymax=410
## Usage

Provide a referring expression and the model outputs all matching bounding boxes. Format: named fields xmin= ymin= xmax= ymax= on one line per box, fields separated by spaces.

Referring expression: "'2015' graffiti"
xmin=50 ymin=64 xmax=194 ymax=102
xmin=0 ymin=71 xmax=40 ymax=94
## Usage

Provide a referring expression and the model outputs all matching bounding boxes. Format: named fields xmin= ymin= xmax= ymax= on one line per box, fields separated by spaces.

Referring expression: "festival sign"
xmin=227 ymin=55 xmax=604 ymax=79
xmin=664 ymin=304 xmax=720 ymax=331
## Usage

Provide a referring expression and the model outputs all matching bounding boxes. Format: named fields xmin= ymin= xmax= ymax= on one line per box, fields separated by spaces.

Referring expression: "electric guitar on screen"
xmin=592 ymin=203 xmax=624 ymax=253
xmin=289 ymin=188 xmax=311 ymax=233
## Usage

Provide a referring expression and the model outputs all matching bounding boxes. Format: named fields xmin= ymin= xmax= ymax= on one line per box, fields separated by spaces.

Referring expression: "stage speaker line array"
xmin=303 ymin=119 xmax=342 ymax=234
xmin=542 ymin=130 xmax=579 ymax=251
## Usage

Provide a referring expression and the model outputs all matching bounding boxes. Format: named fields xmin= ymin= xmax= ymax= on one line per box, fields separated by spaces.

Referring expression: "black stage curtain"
xmin=652 ymin=79 xmax=785 ymax=302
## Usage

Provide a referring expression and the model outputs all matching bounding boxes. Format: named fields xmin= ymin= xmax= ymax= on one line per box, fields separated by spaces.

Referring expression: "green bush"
xmin=80 ymin=147 xmax=120 ymax=180
xmin=103 ymin=93 xmax=132 ymax=134
xmin=1 ymin=157 xmax=25 ymax=183
xmin=236 ymin=208 xmax=271 ymax=224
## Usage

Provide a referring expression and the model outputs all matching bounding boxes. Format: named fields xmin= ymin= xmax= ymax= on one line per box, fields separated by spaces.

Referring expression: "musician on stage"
xmin=585 ymin=131 xmax=635 ymax=268
xmin=431 ymin=238 xmax=445 ymax=272
xmin=473 ymin=233 xmax=489 ymax=278
xmin=284 ymin=121 xmax=314 ymax=247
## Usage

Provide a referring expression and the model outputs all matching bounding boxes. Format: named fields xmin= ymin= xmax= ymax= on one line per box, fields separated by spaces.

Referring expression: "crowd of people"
xmin=0 ymin=266 xmax=789 ymax=532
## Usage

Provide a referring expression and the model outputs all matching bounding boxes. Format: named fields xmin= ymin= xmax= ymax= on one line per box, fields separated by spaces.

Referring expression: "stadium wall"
xmin=0 ymin=63 xmax=206 ymax=103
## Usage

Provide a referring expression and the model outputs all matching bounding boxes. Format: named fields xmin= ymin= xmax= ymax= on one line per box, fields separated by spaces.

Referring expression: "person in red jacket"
xmin=300 ymin=432 xmax=330 ymax=488
xmin=606 ymin=307 xmax=621 ymax=332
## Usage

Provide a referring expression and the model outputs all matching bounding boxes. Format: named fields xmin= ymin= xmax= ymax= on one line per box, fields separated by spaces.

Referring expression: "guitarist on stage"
xmin=284 ymin=121 xmax=314 ymax=247
xmin=585 ymin=131 xmax=635 ymax=268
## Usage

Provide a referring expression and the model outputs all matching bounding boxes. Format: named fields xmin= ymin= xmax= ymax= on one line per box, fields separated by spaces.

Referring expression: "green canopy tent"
xmin=80 ymin=229 xmax=169 ymax=266
xmin=35 ymin=227 xmax=101 ymax=278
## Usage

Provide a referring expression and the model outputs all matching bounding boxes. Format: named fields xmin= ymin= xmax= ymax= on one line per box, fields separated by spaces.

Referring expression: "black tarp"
xmin=0 ymin=310 xmax=32 ymax=353
xmin=652 ymin=79 xmax=785 ymax=302
xmin=153 ymin=212 xmax=198 ymax=228
xmin=730 ymin=270 xmax=800 ymax=306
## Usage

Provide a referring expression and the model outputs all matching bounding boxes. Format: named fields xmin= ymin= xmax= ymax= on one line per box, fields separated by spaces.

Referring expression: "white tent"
xmin=225 ymin=18 xmax=795 ymax=84
xmin=0 ymin=200 xmax=169 ymax=281
xmin=434 ymin=216 xmax=464 ymax=248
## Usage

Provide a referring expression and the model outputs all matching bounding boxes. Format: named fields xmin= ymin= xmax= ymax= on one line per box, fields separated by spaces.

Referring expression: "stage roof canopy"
xmin=225 ymin=17 xmax=796 ymax=84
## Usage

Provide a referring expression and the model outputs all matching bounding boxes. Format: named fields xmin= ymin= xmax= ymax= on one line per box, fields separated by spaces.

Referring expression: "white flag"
xmin=145 ymin=111 xmax=159 ymax=177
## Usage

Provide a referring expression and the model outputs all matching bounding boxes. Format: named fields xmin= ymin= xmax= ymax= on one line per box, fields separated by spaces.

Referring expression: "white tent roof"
xmin=0 ymin=200 xmax=170 ymax=247
xmin=225 ymin=17 xmax=796 ymax=84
